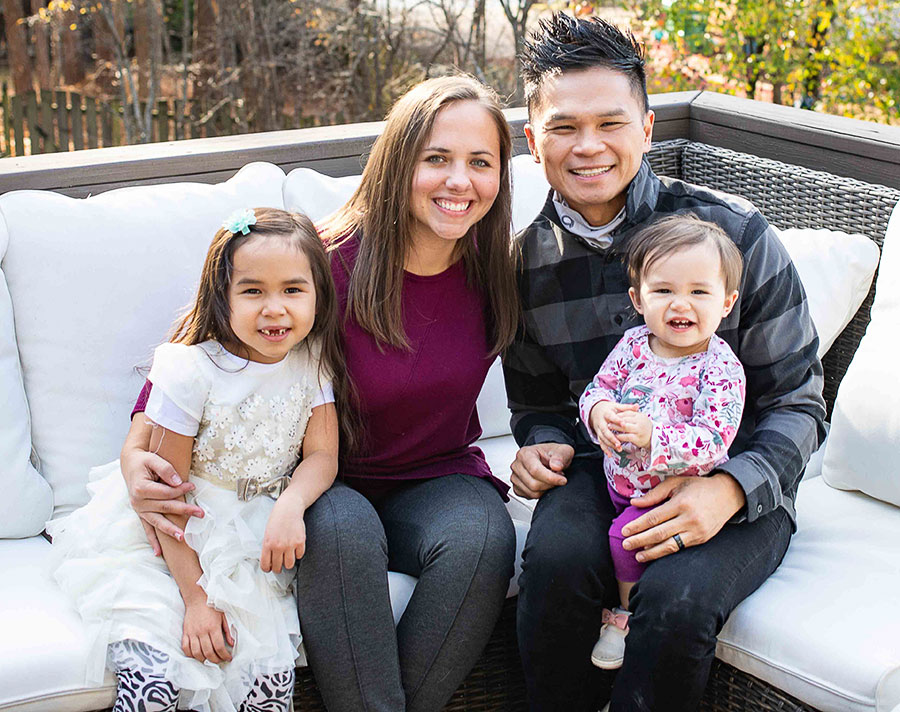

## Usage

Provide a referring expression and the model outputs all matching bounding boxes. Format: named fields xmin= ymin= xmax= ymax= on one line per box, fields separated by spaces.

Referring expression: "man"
xmin=503 ymin=13 xmax=826 ymax=711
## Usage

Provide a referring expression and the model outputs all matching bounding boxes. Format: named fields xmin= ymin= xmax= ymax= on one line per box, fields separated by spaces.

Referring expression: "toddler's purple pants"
xmin=607 ymin=483 xmax=660 ymax=583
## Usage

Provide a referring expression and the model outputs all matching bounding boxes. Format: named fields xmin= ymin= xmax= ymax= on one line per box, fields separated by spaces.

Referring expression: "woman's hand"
xmin=182 ymin=600 xmax=234 ymax=664
xmin=260 ymin=488 xmax=308 ymax=573
xmin=121 ymin=417 xmax=204 ymax=554
xmin=621 ymin=473 xmax=746 ymax=562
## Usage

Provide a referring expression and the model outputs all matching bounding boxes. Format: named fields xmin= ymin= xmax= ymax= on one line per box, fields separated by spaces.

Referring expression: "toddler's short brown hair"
xmin=627 ymin=213 xmax=743 ymax=293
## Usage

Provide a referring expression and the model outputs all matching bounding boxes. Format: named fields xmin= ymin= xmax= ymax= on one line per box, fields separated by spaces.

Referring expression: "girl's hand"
xmin=182 ymin=601 xmax=234 ymax=664
xmin=615 ymin=411 xmax=653 ymax=449
xmin=261 ymin=488 xmax=307 ymax=573
xmin=589 ymin=401 xmax=639 ymax=456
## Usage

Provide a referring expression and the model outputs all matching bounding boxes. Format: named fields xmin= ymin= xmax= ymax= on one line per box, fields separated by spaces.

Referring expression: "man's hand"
xmin=121 ymin=447 xmax=203 ymax=555
xmin=510 ymin=443 xmax=574 ymax=499
xmin=621 ymin=473 xmax=746 ymax=562
xmin=260 ymin=488 xmax=308 ymax=573
xmin=182 ymin=600 xmax=234 ymax=664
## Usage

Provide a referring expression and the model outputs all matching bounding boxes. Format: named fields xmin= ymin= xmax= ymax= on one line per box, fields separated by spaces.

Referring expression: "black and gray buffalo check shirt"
xmin=503 ymin=157 xmax=827 ymax=526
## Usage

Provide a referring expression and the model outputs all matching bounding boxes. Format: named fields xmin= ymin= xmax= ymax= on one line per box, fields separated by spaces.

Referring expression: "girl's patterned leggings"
xmin=108 ymin=639 xmax=294 ymax=712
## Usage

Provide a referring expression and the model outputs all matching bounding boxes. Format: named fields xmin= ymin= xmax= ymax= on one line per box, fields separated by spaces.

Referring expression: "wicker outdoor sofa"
xmin=1 ymin=93 xmax=899 ymax=712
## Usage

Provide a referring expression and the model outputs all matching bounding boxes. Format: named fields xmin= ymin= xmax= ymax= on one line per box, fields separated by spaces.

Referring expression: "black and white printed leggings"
xmin=108 ymin=639 xmax=294 ymax=712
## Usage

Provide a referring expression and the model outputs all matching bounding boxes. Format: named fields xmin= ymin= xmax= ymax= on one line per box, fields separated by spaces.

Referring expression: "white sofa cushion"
xmin=717 ymin=475 xmax=900 ymax=712
xmin=0 ymin=163 xmax=287 ymax=523
xmin=822 ymin=202 xmax=900 ymax=506
xmin=773 ymin=226 xmax=880 ymax=358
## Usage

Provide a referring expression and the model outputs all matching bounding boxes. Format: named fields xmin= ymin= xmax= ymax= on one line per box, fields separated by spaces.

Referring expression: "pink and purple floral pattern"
xmin=579 ymin=325 xmax=746 ymax=498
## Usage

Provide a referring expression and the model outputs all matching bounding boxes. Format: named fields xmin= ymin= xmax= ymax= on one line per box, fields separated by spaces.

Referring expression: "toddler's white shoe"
xmin=590 ymin=607 xmax=631 ymax=669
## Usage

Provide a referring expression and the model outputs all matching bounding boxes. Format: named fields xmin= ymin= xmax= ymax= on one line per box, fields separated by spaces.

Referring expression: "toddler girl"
xmin=579 ymin=213 xmax=746 ymax=670
xmin=47 ymin=208 xmax=343 ymax=711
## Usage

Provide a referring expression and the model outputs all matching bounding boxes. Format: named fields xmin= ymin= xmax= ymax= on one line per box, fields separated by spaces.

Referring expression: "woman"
xmin=122 ymin=75 xmax=520 ymax=711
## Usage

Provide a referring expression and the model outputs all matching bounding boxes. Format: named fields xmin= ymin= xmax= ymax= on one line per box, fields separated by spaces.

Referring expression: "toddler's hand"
xmin=615 ymin=411 xmax=653 ymax=450
xmin=182 ymin=601 xmax=234 ymax=664
xmin=261 ymin=488 xmax=307 ymax=574
xmin=589 ymin=402 xmax=639 ymax=456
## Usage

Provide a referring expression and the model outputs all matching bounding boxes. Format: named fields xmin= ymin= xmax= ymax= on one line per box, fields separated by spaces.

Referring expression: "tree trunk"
xmin=94 ymin=0 xmax=125 ymax=63
xmin=61 ymin=6 xmax=85 ymax=84
xmin=194 ymin=0 xmax=217 ymax=98
xmin=3 ymin=0 xmax=34 ymax=94
xmin=134 ymin=0 xmax=151 ymax=100
xmin=772 ymin=82 xmax=783 ymax=105
xmin=30 ymin=0 xmax=52 ymax=89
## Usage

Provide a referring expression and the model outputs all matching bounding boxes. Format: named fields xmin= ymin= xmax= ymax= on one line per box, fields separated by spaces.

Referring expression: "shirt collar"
xmin=551 ymin=192 xmax=625 ymax=248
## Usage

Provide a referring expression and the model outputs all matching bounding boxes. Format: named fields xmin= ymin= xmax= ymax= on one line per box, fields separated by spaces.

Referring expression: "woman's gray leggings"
xmin=295 ymin=475 xmax=516 ymax=712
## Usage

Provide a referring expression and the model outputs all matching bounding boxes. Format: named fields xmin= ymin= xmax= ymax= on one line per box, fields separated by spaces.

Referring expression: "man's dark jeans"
xmin=517 ymin=458 xmax=792 ymax=712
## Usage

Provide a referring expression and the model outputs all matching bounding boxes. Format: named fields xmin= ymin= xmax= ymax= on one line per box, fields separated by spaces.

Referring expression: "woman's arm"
xmin=121 ymin=410 xmax=204 ymax=553
xmin=149 ymin=423 xmax=234 ymax=663
xmin=260 ymin=402 xmax=339 ymax=574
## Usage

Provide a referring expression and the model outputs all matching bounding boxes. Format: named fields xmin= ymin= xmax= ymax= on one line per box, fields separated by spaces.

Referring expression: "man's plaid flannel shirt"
xmin=502 ymin=157 xmax=827 ymax=525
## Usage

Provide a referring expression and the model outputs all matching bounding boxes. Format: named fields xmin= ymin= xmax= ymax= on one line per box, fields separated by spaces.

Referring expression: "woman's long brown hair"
xmin=169 ymin=207 xmax=359 ymax=456
xmin=320 ymin=75 xmax=520 ymax=357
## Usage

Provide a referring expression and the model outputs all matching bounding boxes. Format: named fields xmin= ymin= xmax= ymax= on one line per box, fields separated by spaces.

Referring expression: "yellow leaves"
xmin=47 ymin=0 xmax=76 ymax=11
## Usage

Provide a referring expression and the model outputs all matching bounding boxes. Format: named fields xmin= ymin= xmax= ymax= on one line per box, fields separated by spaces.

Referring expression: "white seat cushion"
xmin=717 ymin=476 xmax=900 ymax=712
xmin=0 ymin=537 xmax=116 ymax=712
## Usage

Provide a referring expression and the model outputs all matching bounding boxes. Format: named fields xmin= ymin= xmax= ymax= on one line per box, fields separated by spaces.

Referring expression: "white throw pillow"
xmin=511 ymin=154 xmax=550 ymax=233
xmin=773 ymin=226 xmax=880 ymax=358
xmin=0 ymin=227 xmax=53 ymax=537
xmin=283 ymin=168 xmax=361 ymax=222
xmin=0 ymin=162 xmax=286 ymax=524
xmin=821 ymin=202 xmax=900 ymax=506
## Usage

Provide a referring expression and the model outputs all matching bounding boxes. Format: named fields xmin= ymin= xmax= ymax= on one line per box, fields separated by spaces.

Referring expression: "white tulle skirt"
xmin=46 ymin=461 xmax=304 ymax=712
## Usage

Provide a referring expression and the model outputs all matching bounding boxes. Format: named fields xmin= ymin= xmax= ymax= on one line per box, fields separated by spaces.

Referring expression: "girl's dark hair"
xmin=521 ymin=13 xmax=649 ymax=118
xmin=627 ymin=213 xmax=744 ymax=293
xmin=170 ymin=207 xmax=360 ymax=455
xmin=320 ymin=74 xmax=519 ymax=358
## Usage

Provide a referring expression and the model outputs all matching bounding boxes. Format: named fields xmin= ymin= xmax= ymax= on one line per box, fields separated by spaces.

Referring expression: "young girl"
xmin=47 ymin=208 xmax=342 ymax=712
xmin=578 ymin=213 xmax=746 ymax=670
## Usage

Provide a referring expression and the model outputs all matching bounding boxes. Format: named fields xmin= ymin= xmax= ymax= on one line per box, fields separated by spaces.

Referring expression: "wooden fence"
xmin=0 ymin=84 xmax=345 ymax=157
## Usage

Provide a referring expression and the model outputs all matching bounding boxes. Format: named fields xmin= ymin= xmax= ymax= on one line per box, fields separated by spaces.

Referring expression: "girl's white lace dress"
xmin=47 ymin=340 xmax=325 ymax=711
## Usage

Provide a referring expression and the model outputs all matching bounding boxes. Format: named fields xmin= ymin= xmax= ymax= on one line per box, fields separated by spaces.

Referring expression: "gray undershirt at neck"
xmin=552 ymin=191 xmax=626 ymax=249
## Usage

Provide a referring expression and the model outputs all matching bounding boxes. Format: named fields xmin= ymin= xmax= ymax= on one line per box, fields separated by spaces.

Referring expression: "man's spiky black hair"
xmin=520 ymin=13 xmax=649 ymax=116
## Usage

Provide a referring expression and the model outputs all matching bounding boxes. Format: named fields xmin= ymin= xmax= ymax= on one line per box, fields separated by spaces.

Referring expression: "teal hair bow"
xmin=222 ymin=208 xmax=257 ymax=235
